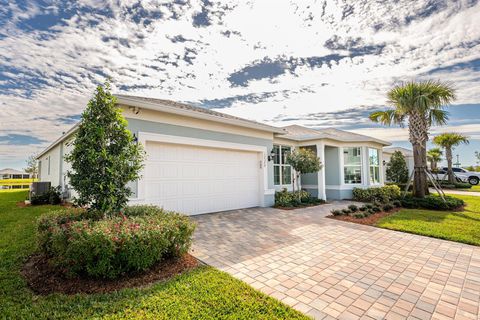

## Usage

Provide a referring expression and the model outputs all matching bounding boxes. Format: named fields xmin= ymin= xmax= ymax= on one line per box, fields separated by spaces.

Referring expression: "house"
xmin=37 ymin=95 xmax=390 ymax=215
xmin=382 ymin=147 xmax=414 ymax=180
xmin=0 ymin=168 xmax=31 ymax=189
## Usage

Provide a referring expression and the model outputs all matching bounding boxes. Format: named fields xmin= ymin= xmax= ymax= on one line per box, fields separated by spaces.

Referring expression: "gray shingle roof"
xmin=280 ymin=125 xmax=390 ymax=145
xmin=115 ymin=94 xmax=284 ymax=133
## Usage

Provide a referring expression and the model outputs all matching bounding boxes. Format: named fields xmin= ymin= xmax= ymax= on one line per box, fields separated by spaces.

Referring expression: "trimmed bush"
xmin=353 ymin=213 xmax=365 ymax=219
xmin=392 ymin=200 xmax=402 ymax=208
xmin=37 ymin=206 xmax=196 ymax=279
xmin=365 ymin=204 xmax=373 ymax=209
xmin=359 ymin=206 xmax=367 ymax=212
xmin=341 ymin=208 xmax=351 ymax=215
xmin=400 ymin=195 xmax=464 ymax=211
xmin=331 ymin=209 xmax=343 ymax=216
xmin=275 ymin=188 xmax=324 ymax=207
xmin=372 ymin=206 xmax=382 ymax=213
xmin=352 ymin=185 xmax=401 ymax=204
xmin=382 ymin=203 xmax=394 ymax=212
xmin=348 ymin=204 xmax=358 ymax=212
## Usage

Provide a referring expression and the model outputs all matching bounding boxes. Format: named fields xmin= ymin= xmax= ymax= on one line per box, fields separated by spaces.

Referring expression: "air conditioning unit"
xmin=30 ymin=182 xmax=51 ymax=199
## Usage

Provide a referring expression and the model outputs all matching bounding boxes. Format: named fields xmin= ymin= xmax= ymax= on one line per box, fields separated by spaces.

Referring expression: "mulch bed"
xmin=22 ymin=253 xmax=199 ymax=295
xmin=274 ymin=202 xmax=326 ymax=210
xmin=327 ymin=208 xmax=401 ymax=226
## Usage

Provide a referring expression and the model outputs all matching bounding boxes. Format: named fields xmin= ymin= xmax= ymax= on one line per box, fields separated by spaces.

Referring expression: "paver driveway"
xmin=191 ymin=202 xmax=480 ymax=320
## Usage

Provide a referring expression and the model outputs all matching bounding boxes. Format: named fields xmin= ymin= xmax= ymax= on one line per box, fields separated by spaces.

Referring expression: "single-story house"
xmin=37 ymin=95 xmax=390 ymax=215
xmin=382 ymin=147 xmax=414 ymax=181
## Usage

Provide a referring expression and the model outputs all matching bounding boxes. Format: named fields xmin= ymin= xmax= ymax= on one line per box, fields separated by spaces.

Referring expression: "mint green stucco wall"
xmin=325 ymin=146 xmax=340 ymax=185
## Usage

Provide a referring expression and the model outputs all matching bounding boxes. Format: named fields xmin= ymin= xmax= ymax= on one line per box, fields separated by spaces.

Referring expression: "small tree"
xmin=386 ymin=151 xmax=409 ymax=184
xmin=433 ymin=133 xmax=469 ymax=183
xmin=427 ymin=148 xmax=443 ymax=172
xmin=475 ymin=151 xmax=480 ymax=166
xmin=24 ymin=154 xmax=38 ymax=178
xmin=286 ymin=148 xmax=322 ymax=201
xmin=66 ymin=81 xmax=145 ymax=214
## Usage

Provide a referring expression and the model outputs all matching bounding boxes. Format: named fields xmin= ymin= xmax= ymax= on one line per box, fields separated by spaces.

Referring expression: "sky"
xmin=1 ymin=0 xmax=480 ymax=171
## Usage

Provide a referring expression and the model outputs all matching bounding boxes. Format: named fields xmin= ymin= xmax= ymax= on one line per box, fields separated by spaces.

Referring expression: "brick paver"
xmin=191 ymin=203 xmax=480 ymax=319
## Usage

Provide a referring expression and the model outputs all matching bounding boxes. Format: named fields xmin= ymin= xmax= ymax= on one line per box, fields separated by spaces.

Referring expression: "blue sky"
xmin=1 ymin=0 xmax=480 ymax=170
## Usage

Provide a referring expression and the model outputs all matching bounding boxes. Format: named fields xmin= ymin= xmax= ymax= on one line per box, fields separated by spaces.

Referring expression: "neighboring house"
xmin=0 ymin=168 xmax=31 ymax=189
xmin=37 ymin=95 xmax=390 ymax=215
xmin=382 ymin=147 xmax=414 ymax=181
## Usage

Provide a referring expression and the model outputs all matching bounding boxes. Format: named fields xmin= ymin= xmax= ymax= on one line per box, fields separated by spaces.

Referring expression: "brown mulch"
xmin=327 ymin=208 xmax=401 ymax=226
xmin=22 ymin=253 xmax=199 ymax=295
xmin=274 ymin=202 xmax=326 ymax=210
xmin=16 ymin=201 xmax=28 ymax=207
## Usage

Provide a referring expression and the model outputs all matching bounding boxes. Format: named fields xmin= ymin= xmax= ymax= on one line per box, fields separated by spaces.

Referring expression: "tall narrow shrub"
xmin=66 ymin=81 xmax=145 ymax=214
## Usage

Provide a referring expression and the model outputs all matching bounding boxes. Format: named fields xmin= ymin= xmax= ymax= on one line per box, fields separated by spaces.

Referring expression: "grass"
xmin=376 ymin=194 xmax=480 ymax=246
xmin=459 ymin=185 xmax=480 ymax=192
xmin=0 ymin=190 xmax=307 ymax=320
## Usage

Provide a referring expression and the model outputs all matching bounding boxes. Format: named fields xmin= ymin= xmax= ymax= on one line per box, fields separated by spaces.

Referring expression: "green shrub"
xmin=353 ymin=213 xmax=365 ymax=219
xmin=31 ymin=186 xmax=61 ymax=205
xmin=454 ymin=182 xmax=472 ymax=189
xmin=365 ymin=204 xmax=373 ymax=209
xmin=37 ymin=206 xmax=196 ymax=279
xmin=274 ymin=189 xmax=323 ymax=207
xmin=331 ymin=209 xmax=343 ymax=216
xmin=400 ymin=195 xmax=464 ymax=211
xmin=348 ymin=204 xmax=358 ymax=212
xmin=341 ymin=208 xmax=351 ymax=215
xmin=359 ymin=206 xmax=367 ymax=212
xmin=382 ymin=203 xmax=394 ymax=212
xmin=392 ymin=200 xmax=402 ymax=208
xmin=352 ymin=185 xmax=401 ymax=204
xmin=372 ymin=206 xmax=382 ymax=213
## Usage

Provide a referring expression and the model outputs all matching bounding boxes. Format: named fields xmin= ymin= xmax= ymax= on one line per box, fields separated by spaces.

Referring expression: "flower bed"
xmin=37 ymin=205 xmax=196 ymax=279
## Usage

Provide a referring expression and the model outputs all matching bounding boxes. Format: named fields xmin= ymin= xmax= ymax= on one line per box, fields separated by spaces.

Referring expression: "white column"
xmin=316 ymin=142 xmax=326 ymax=200
xmin=379 ymin=148 xmax=385 ymax=185
xmin=338 ymin=147 xmax=344 ymax=186
xmin=363 ymin=146 xmax=369 ymax=187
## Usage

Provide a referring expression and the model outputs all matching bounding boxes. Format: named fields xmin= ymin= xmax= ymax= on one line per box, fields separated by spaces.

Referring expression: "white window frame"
xmin=368 ymin=148 xmax=381 ymax=185
xmin=273 ymin=144 xmax=293 ymax=187
xmin=343 ymin=147 xmax=362 ymax=185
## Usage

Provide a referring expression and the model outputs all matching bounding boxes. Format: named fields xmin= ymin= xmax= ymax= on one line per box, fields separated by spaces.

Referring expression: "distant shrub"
xmin=353 ymin=213 xmax=365 ymax=219
xmin=37 ymin=206 xmax=196 ymax=279
xmin=341 ymin=208 xmax=351 ymax=215
xmin=353 ymin=185 xmax=401 ymax=204
xmin=359 ymin=206 xmax=367 ymax=212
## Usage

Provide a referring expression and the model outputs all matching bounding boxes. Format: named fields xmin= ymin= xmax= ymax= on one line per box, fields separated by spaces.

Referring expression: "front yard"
xmin=376 ymin=194 xmax=480 ymax=246
xmin=0 ymin=190 xmax=306 ymax=319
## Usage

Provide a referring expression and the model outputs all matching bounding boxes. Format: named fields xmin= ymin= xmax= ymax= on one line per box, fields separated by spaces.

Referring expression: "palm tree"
xmin=427 ymin=148 xmax=443 ymax=172
xmin=433 ymin=133 xmax=469 ymax=183
xmin=369 ymin=80 xmax=455 ymax=198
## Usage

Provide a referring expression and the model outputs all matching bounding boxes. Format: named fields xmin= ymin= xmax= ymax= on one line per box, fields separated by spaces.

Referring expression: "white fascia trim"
xmin=302 ymin=184 xmax=318 ymax=189
xmin=138 ymin=132 xmax=268 ymax=153
xmin=117 ymin=96 xmax=285 ymax=134
xmin=36 ymin=123 xmax=80 ymax=159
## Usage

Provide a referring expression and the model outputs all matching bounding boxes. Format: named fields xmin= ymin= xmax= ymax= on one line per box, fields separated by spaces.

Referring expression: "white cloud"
xmin=1 ymin=0 xmax=480 ymax=168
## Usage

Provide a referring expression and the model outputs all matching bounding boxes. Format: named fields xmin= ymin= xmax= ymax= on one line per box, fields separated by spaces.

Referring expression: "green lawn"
xmin=460 ymin=185 xmax=480 ymax=192
xmin=0 ymin=190 xmax=307 ymax=320
xmin=377 ymin=194 xmax=480 ymax=246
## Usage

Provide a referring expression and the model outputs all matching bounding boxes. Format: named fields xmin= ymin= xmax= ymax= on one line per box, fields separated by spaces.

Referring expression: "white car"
xmin=436 ymin=167 xmax=480 ymax=185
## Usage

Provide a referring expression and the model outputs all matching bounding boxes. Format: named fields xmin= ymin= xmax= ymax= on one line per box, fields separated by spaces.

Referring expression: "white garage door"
xmin=144 ymin=141 xmax=261 ymax=215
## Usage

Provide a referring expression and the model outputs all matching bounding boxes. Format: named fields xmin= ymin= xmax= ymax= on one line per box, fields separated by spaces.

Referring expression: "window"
xmin=369 ymin=148 xmax=380 ymax=184
xmin=273 ymin=145 xmax=292 ymax=185
xmin=344 ymin=147 xmax=362 ymax=184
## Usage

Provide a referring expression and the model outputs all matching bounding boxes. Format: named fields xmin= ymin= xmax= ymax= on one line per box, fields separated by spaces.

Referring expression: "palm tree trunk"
xmin=409 ymin=112 xmax=429 ymax=198
xmin=412 ymin=143 xmax=426 ymax=197
xmin=446 ymin=147 xmax=454 ymax=183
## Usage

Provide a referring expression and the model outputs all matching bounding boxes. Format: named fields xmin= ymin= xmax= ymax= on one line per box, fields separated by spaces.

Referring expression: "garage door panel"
xmin=144 ymin=141 xmax=261 ymax=215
